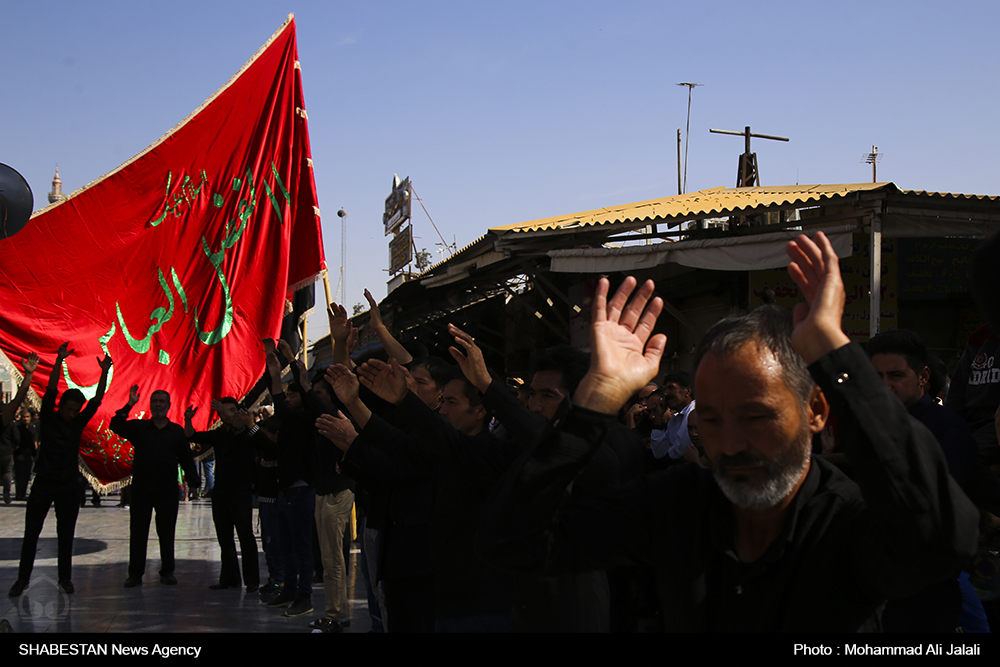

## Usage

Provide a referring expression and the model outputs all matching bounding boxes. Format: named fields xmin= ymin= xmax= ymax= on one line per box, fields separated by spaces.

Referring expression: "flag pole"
xmin=322 ymin=270 xmax=336 ymax=359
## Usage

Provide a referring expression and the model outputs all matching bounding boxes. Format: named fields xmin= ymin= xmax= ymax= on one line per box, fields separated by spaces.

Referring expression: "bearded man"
xmin=477 ymin=232 xmax=978 ymax=631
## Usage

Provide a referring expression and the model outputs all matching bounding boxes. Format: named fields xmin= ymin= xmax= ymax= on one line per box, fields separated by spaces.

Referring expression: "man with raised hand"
xmin=447 ymin=323 xmax=645 ymax=632
xmin=185 ymin=399 xmax=260 ymax=593
xmin=345 ymin=357 xmax=514 ymax=632
xmin=112 ymin=384 xmax=199 ymax=588
xmin=10 ymin=345 xmax=104 ymax=597
xmin=477 ymin=232 xmax=978 ymax=631
xmin=318 ymin=363 xmax=437 ymax=633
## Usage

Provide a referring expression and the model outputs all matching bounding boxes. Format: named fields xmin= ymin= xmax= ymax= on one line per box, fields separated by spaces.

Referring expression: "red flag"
xmin=0 ymin=16 xmax=324 ymax=488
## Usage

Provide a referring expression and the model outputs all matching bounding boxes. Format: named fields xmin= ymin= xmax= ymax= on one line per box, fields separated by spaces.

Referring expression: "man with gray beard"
xmin=477 ymin=232 xmax=978 ymax=631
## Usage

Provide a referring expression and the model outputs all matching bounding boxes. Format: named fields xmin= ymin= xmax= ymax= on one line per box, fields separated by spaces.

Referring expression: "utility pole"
xmin=336 ymin=208 xmax=347 ymax=302
xmin=676 ymin=83 xmax=702 ymax=193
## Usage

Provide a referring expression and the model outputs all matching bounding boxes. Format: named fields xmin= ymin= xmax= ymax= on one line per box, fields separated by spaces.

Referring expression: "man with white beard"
xmin=477 ymin=232 xmax=979 ymax=632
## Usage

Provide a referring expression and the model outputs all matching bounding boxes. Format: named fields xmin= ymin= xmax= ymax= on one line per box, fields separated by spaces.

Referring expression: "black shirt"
xmin=35 ymin=384 xmax=102 ymax=483
xmin=110 ymin=407 xmax=199 ymax=497
xmin=189 ymin=426 xmax=257 ymax=496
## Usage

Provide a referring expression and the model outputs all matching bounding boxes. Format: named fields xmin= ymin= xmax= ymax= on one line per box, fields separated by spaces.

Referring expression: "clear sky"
xmin=3 ymin=0 xmax=997 ymax=347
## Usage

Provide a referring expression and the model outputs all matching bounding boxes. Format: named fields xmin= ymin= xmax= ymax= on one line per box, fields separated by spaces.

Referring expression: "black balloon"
xmin=0 ymin=163 xmax=34 ymax=239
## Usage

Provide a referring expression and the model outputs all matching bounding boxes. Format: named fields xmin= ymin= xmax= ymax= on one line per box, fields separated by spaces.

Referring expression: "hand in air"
xmin=316 ymin=412 xmax=358 ymax=452
xmin=356 ymin=358 xmax=408 ymax=405
xmin=328 ymin=302 xmax=352 ymax=343
xmin=21 ymin=353 xmax=39 ymax=375
xmin=785 ymin=231 xmax=851 ymax=365
xmin=364 ymin=289 xmax=383 ymax=329
xmin=325 ymin=364 xmax=360 ymax=405
xmin=574 ymin=277 xmax=666 ymax=414
xmin=447 ymin=324 xmax=491 ymax=393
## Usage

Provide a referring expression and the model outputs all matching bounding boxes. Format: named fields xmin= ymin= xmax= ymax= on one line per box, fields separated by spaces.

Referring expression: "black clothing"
xmin=483 ymin=377 xmax=644 ymax=632
xmin=189 ymin=426 xmax=260 ymax=587
xmin=477 ymin=343 xmax=980 ymax=631
xmin=189 ymin=427 xmax=257 ymax=497
xmin=110 ymin=407 xmax=199 ymax=578
xmin=16 ymin=374 xmax=104 ymax=580
xmin=110 ymin=410 xmax=199 ymax=497
xmin=18 ymin=477 xmax=80 ymax=581
xmin=342 ymin=411 xmax=435 ymax=581
xmin=340 ymin=410 xmax=436 ymax=632
xmin=211 ymin=492 xmax=259 ymax=587
xmin=359 ymin=390 xmax=515 ymax=620
xmin=13 ymin=423 xmax=35 ymax=500
xmin=128 ymin=491 xmax=180 ymax=578
xmin=908 ymin=394 xmax=978 ymax=492
xmin=269 ymin=392 xmax=318 ymax=489
xmin=946 ymin=326 xmax=1000 ymax=463
xmin=36 ymin=387 xmax=103 ymax=484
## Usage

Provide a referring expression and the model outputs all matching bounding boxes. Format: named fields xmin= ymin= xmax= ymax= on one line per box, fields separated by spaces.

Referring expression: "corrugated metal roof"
xmin=416 ymin=232 xmax=491 ymax=277
xmin=489 ymin=182 xmax=1000 ymax=235
xmin=897 ymin=188 xmax=1000 ymax=201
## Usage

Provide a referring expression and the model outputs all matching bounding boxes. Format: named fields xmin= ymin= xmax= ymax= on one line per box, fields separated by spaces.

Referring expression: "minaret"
xmin=48 ymin=168 xmax=67 ymax=205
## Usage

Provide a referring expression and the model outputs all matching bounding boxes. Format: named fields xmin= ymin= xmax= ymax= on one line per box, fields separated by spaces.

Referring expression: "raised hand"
xmin=785 ymin=231 xmax=851 ymax=365
xmin=447 ymin=323 xmax=491 ymax=393
xmin=98 ymin=354 xmax=113 ymax=373
xmin=277 ymin=339 xmax=295 ymax=362
xmin=21 ymin=353 xmax=39 ymax=375
xmin=210 ymin=399 xmax=223 ymax=414
xmin=262 ymin=338 xmax=276 ymax=356
xmin=328 ymin=302 xmax=352 ymax=343
xmin=293 ymin=359 xmax=311 ymax=391
xmin=573 ymin=277 xmax=666 ymax=415
xmin=128 ymin=384 xmax=140 ymax=406
xmin=357 ymin=358 xmax=408 ymax=405
xmin=364 ymin=289 xmax=383 ymax=329
xmin=325 ymin=364 xmax=360 ymax=405
xmin=56 ymin=342 xmax=74 ymax=361
xmin=185 ymin=405 xmax=198 ymax=421
xmin=316 ymin=411 xmax=358 ymax=452
xmin=265 ymin=350 xmax=281 ymax=378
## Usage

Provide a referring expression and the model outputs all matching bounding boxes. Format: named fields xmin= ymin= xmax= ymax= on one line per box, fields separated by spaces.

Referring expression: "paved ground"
xmin=0 ymin=495 xmax=373 ymax=634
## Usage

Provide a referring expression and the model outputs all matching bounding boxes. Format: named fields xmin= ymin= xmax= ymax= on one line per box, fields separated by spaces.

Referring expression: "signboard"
xmin=389 ymin=224 xmax=413 ymax=275
xmin=749 ymin=233 xmax=897 ymax=341
xmin=384 ymin=175 xmax=411 ymax=236
xmin=898 ymin=238 xmax=980 ymax=299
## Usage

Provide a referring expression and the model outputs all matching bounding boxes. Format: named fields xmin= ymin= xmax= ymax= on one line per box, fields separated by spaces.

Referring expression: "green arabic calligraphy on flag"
xmin=0 ymin=15 xmax=324 ymax=488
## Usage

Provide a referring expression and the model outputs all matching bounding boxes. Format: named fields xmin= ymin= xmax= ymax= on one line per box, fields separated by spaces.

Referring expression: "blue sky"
xmin=3 ymin=0 xmax=997 ymax=345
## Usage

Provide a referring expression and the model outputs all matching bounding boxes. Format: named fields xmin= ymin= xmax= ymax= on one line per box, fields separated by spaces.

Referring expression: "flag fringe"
xmin=79 ymin=457 xmax=131 ymax=495
xmin=287 ymin=270 xmax=323 ymax=296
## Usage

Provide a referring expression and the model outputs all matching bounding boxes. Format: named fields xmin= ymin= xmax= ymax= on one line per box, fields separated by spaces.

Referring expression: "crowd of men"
xmin=2 ymin=231 xmax=995 ymax=632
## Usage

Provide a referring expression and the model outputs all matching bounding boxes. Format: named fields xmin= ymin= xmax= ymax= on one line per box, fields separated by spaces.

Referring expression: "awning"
xmin=547 ymin=225 xmax=856 ymax=273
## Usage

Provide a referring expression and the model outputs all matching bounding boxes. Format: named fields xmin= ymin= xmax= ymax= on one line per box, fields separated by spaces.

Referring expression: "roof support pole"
xmin=869 ymin=213 xmax=882 ymax=339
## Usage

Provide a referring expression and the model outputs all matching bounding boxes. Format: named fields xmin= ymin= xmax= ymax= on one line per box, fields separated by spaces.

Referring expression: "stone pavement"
xmin=0 ymin=495 xmax=373 ymax=634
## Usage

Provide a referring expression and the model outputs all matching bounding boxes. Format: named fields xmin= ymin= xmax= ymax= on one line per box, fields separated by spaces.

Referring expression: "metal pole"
xmin=676 ymin=83 xmax=701 ymax=193
xmin=322 ymin=271 xmax=336 ymax=359
xmin=677 ymin=129 xmax=682 ymax=195
xmin=869 ymin=213 xmax=882 ymax=339
xmin=684 ymin=87 xmax=693 ymax=193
